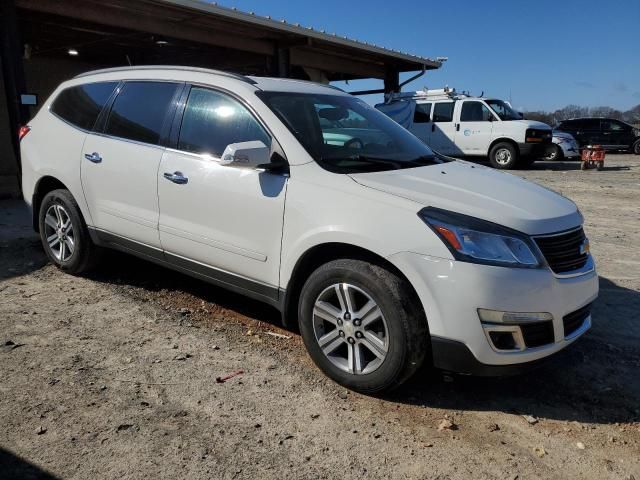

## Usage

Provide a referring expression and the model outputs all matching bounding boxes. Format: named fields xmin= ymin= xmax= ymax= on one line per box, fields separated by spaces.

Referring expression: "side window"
xmin=413 ymin=103 xmax=432 ymax=123
xmin=433 ymin=102 xmax=454 ymax=122
xmin=178 ymin=87 xmax=270 ymax=157
xmin=460 ymin=101 xmax=493 ymax=122
xmin=51 ymin=82 xmax=118 ymax=130
xmin=602 ymin=120 xmax=625 ymax=131
xmin=104 ymin=81 xmax=179 ymax=145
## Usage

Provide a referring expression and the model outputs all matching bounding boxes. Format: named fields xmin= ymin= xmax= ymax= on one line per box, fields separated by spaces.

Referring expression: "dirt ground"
xmin=1 ymin=154 xmax=639 ymax=480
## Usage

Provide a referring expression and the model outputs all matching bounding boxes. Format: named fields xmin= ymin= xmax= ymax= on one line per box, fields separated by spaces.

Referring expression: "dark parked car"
xmin=556 ymin=118 xmax=640 ymax=154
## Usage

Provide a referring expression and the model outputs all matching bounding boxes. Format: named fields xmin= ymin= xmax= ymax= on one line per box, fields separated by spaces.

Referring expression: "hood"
xmin=552 ymin=130 xmax=575 ymax=140
xmin=349 ymin=161 xmax=581 ymax=235
xmin=513 ymin=119 xmax=551 ymax=130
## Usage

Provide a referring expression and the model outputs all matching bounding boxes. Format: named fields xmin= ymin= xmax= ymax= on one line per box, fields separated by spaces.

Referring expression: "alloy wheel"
xmin=312 ymin=283 xmax=389 ymax=375
xmin=495 ymin=148 xmax=512 ymax=165
xmin=44 ymin=204 xmax=75 ymax=262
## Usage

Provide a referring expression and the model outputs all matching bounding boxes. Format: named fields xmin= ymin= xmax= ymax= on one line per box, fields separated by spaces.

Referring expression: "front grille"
xmin=534 ymin=227 xmax=589 ymax=274
xmin=521 ymin=321 xmax=554 ymax=348
xmin=563 ymin=303 xmax=592 ymax=337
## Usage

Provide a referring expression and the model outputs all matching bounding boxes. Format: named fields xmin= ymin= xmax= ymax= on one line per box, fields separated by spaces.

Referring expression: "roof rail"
xmin=74 ymin=65 xmax=257 ymax=85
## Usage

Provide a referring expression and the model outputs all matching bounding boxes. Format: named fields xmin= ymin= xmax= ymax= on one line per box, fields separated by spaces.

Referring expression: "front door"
xmin=455 ymin=100 xmax=495 ymax=155
xmin=429 ymin=101 xmax=460 ymax=155
xmin=81 ymin=81 xmax=181 ymax=248
xmin=158 ymin=86 xmax=286 ymax=290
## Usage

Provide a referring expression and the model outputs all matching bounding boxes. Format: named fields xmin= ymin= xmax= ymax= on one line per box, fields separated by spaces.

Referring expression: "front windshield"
xmin=257 ymin=91 xmax=448 ymax=173
xmin=485 ymin=99 xmax=522 ymax=121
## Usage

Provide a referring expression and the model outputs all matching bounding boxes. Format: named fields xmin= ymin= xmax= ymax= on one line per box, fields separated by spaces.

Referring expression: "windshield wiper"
xmin=342 ymin=154 xmax=438 ymax=168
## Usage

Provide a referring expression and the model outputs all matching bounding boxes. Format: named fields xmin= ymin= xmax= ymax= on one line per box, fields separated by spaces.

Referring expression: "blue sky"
xmin=213 ymin=0 xmax=639 ymax=111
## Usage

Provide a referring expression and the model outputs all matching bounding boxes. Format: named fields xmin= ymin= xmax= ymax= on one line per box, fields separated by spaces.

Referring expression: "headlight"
xmin=526 ymin=129 xmax=552 ymax=143
xmin=418 ymin=207 xmax=542 ymax=268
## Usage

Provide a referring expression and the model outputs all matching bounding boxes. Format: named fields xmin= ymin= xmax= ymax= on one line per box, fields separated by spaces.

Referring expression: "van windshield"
xmin=257 ymin=91 xmax=449 ymax=173
xmin=486 ymin=99 xmax=522 ymax=121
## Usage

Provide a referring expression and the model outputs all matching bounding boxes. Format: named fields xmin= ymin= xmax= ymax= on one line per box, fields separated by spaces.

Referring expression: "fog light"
xmin=489 ymin=331 xmax=517 ymax=350
xmin=478 ymin=309 xmax=553 ymax=324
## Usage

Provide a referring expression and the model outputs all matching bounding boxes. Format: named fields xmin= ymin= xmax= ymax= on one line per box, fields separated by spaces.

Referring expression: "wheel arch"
xmin=281 ymin=242 xmax=425 ymax=332
xmin=489 ymin=137 xmax=519 ymax=156
xmin=32 ymin=176 xmax=72 ymax=232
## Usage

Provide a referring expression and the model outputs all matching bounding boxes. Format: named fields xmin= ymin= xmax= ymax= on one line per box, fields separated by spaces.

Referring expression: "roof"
xmin=72 ymin=65 xmax=348 ymax=95
xmin=17 ymin=0 xmax=442 ymax=81
xmin=161 ymin=0 xmax=441 ymax=69
xmin=249 ymin=76 xmax=347 ymax=94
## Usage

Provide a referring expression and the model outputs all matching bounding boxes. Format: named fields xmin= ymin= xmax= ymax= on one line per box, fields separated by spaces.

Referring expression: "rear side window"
xmin=413 ymin=103 xmax=432 ymax=123
xmin=601 ymin=120 xmax=626 ymax=131
xmin=104 ymin=81 xmax=179 ymax=145
xmin=51 ymin=82 xmax=117 ymax=130
xmin=178 ymin=87 xmax=270 ymax=157
xmin=433 ymin=102 xmax=454 ymax=122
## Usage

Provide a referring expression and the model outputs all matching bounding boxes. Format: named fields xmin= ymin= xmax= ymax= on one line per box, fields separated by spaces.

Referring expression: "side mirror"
xmin=220 ymin=141 xmax=270 ymax=169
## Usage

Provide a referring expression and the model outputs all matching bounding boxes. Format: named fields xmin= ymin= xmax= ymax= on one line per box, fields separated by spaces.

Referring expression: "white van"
xmin=376 ymin=88 xmax=553 ymax=169
xmin=20 ymin=67 xmax=597 ymax=393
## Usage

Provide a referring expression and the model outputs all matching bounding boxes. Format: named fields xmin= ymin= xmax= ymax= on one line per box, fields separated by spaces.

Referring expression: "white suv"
xmin=20 ymin=66 xmax=598 ymax=393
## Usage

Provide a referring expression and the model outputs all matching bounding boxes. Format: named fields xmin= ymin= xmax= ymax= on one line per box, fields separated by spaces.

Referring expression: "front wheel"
xmin=489 ymin=142 xmax=519 ymax=169
xmin=298 ymin=259 xmax=428 ymax=393
xmin=633 ymin=140 xmax=640 ymax=155
xmin=545 ymin=144 xmax=564 ymax=161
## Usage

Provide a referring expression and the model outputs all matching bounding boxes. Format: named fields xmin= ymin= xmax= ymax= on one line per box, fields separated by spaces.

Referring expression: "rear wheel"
xmin=298 ymin=259 xmax=428 ymax=393
xmin=38 ymin=189 xmax=100 ymax=274
xmin=489 ymin=142 xmax=518 ymax=169
xmin=633 ymin=140 xmax=640 ymax=155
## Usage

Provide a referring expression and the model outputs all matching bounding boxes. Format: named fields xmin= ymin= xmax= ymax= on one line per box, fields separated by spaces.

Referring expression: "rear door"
xmin=600 ymin=119 xmax=631 ymax=149
xmin=408 ymin=102 xmax=433 ymax=146
xmin=455 ymin=100 xmax=495 ymax=155
xmin=157 ymin=85 xmax=286 ymax=291
xmin=429 ymin=101 xmax=460 ymax=155
xmin=81 ymin=81 xmax=181 ymax=248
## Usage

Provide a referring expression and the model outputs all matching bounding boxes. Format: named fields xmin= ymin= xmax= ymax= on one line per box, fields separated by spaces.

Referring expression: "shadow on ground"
xmin=0 ymin=447 xmax=60 ymax=480
xmin=89 ymin=250 xmax=283 ymax=326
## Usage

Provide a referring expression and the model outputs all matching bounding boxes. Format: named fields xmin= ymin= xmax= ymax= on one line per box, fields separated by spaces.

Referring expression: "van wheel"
xmin=489 ymin=142 xmax=518 ymax=169
xmin=38 ymin=189 xmax=100 ymax=274
xmin=298 ymin=259 xmax=428 ymax=394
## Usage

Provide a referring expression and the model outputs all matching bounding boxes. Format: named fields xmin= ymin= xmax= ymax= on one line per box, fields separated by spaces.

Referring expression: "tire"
xmin=545 ymin=144 xmax=564 ymax=161
xmin=633 ymin=140 xmax=640 ymax=155
xmin=298 ymin=259 xmax=428 ymax=394
xmin=489 ymin=142 xmax=519 ymax=169
xmin=38 ymin=189 xmax=100 ymax=274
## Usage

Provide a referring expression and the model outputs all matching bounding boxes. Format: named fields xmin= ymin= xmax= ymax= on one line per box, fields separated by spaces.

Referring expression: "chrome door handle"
xmin=84 ymin=152 xmax=102 ymax=163
xmin=163 ymin=171 xmax=188 ymax=184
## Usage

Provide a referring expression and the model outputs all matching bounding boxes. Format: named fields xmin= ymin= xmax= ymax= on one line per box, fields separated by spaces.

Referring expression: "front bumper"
xmin=388 ymin=251 xmax=598 ymax=369
xmin=519 ymin=141 xmax=553 ymax=158
xmin=558 ymin=141 xmax=581 ymax=158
